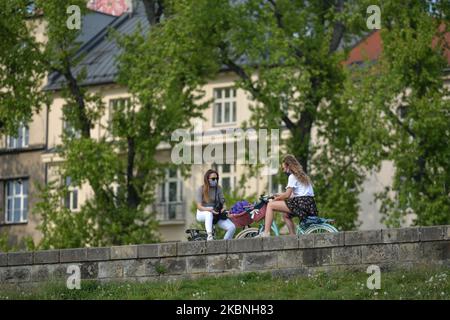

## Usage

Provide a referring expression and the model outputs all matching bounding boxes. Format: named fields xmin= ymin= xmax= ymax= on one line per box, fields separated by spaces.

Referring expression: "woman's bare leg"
xmin=282 ymin=213 xmax=296 ymax=235
xmin=264 ymin=200 xmax=291 ymax=234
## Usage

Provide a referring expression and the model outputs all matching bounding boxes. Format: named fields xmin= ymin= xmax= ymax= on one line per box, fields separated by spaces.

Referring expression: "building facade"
xmin=2 ymin=4 xmax=449 ymax=246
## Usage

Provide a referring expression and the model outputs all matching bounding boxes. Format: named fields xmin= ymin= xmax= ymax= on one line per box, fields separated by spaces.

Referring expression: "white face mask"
xmin=208 ymin=178 xmax=218 ymax=187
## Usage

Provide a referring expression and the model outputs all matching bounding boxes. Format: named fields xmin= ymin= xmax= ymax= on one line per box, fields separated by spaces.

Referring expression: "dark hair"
xmin=202 ymin=169 xmax=220 ymax=203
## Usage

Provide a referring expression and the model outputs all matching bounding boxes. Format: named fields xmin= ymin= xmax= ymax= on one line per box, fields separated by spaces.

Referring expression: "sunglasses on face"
xmin=209 ymin=177 xmax=218 ymax=181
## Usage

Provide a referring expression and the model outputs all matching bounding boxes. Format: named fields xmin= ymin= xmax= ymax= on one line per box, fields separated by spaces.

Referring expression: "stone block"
xmin=243 ymin=252 xmax=277 ymax=271
xmin=382 ymin=227 xmax=420 ymax=243
xmin=186 ymin=256 xmax=207 ymax=273
xmin=8 ymin=252 xmax=33 ymax=266
xmin=160 ymin=257 xmax=187 ymax=275
xmin=0 ymin=253 xmax=7 ymax=267
xmin=87 ymin=247 xmax=110 ymax=261
xmin=344 ymin=230 xmax=382 ymax=246
xmin=206 ymin=239 xmax=227 ymax=254
xmin=123 ymin=260 xmax=146 ymax=278
xmin=277 ymin=250 xmax=303 ymax=269
xmin=398 ymin=243 xmax=422 ymax=262
xmin=177 ymin=241 xmax=206 ymax=256
xmin=420 ymin=226 xmax=444 ymax=241
xmin=331 ymin=246 xmax=362 ymax=265
xmin=228 ymin=238 xmax=262 ymax=253
xmin=34 ymin=250 xmax=60 ymax=264
xmin=302 ymin=248 xmax=332 ymax=266
xmin=98 ymin=261 xmax=124 ymax=279
xmin=60 ymin=248 xmax=87 ymax=263
xmin=158 ymin=242 xmax=177 ymax=257
xmin=361 ymin=244 xmax=399 ymax=264
xmin=314 ymin=232 xmax=344 ymax=248
xmin=81 ymin=262 xmax=99 ymax=279
xmin=137 ymin=244 xmax=159 ymax=258
xmin=262 ymin=235 xmax=298 ymax=251
xmin=111 ymin=245 xmax=137 ymax=260
xmin=298 ymin=234 xmax=315 ymax=248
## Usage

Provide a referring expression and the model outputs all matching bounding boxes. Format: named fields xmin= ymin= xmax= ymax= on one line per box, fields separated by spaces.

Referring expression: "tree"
xmin=0 ymin=0 xmax=49 ymax=135
xmin=35 ymin=0 xmax=221 ymax=248
xmin=150 ymin=0 xmax=377 ymax=229
xmin=353 ymin=0 xmax=450 ymax=227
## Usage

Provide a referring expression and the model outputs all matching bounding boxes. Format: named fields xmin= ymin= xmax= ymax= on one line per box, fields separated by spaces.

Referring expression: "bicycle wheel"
xmin=304 ymin=223 xmax=338 ymax=234
xmin=234 ymin=228 xmax=260 ymax=239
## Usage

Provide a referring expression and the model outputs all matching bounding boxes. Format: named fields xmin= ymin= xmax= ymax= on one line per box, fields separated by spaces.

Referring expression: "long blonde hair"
xmin=283 ymin=154 xmax=311 ymax=186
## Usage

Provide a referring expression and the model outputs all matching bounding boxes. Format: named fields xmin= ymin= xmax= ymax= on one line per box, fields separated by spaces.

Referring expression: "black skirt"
xmin=284 ymin=196 xmax=318 ymax=220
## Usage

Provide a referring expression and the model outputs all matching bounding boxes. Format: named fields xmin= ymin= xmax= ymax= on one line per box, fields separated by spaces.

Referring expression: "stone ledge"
xmin=60 ymin=248 xmax=87 ymax=263
xmin=8 ymin=252 xmax=33 ymax=266
xmin=344 ymin=230 xmax=382 ymax=246
xmin=0 ymin=253 xmax=8 ymax=267
xmin=87 ymin=247 xmax=110 ymax=261
xmin=111 ymin=245 xmax=138 ymax=260
xmin=382 ymin=227 xmax=420 ymax=243
xmin=177 ymin=241 xmax=206 ymax=256
xmin=34 ymin=250 xmax=60 ymax=264
xmin=419 ymin=226 xmax=445 ymax=242
xmin=227 ymin=238 xmax=262 ymax=253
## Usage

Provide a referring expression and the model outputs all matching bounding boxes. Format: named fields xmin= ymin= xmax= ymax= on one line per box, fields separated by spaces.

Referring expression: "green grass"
xmin=1 ymin=267 xmax=449 ymax=300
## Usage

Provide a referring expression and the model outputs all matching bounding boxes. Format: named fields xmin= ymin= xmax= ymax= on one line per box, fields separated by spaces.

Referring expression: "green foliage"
xmin=0 ymin=0 xmax=49 ymax=135
xmin=161 ymin=0 xmax=377 ymax=230
xmin=350 ymin=0 xmax=450 ymax=227
xmin=26 ymin=0 xmax=213 ymax=248
xmin=1 ymin=268 xmax=448 ymax=300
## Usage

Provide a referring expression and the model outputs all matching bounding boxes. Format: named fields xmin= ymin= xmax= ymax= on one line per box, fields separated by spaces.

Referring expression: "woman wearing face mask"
xmin=259 ymin=154 xmax=318 ymax=237
xmin=196 ymin=169 xmax=236 ymax=241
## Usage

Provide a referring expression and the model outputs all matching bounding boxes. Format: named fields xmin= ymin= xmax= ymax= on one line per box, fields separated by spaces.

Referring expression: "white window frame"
xmin=6 ymin=124 xmax=29 ymax=149
xmin=62 ymin=119 xmax=81 ymax=139
xmin=268 ymin=174 xmax=283 ymax=195
xmin=4 ymin=179 xmax=28 ymax=224
xmin=158 ymin=169 xmax=183 ymax=220
xmin=215 ymin=164 xmax=236 ymax=192
xmin=63 ymin=176 xmax=79 ymax=211
xmin=213 ymin=87 xmax=237 ymax=126
xmin=108 ymin=97 xmax=131 ymax=134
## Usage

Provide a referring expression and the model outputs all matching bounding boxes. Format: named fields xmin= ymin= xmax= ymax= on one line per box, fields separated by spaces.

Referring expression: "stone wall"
xmin=0 ymin=226 xmax=449 ymax=287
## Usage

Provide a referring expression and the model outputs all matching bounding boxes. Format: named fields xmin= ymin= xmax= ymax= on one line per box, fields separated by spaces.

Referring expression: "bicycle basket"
xmin=251 ymin=204 xmax=267 ymax=222
xmin=229 ymin=211 xmax=253 ymax=227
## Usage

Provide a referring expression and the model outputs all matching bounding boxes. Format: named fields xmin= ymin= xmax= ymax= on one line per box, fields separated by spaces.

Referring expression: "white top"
xmin=286 ymin=174 xmax=314 ymax=197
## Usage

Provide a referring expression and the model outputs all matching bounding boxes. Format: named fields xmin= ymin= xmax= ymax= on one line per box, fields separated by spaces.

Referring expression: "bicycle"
xmin=232 ymin=194 xmax=339 ymax=239
xmin=185 ymin=212 xmax=226 ymax=241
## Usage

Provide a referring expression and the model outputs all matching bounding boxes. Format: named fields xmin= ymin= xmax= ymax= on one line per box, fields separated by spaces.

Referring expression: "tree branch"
xmin=329 ymin=0 xmax=346 ymax=53
xmin=142 ymin=0 xmax=164 ymax=26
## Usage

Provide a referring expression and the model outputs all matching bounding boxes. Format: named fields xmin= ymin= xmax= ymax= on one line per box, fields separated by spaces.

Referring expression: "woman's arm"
xmin=274 ymin=188 xmax=292 ymax=201
xmin=196 ymin=202 xmax=214 ymax=212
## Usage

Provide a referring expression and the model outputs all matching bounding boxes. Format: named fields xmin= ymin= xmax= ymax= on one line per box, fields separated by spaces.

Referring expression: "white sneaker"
xmin=207 ymin=234 xmax=214 ymax=241
xmin=255 ymin=232 xmax=270 ymax=238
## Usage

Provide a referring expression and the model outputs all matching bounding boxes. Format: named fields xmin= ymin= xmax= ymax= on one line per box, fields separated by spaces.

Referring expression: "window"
xmin=213 ymin=164 xmax=236 ymax=192
xmin=213 ymin=87 xmax=237 ymax=125
xmin=4 ymin=179 xmax=28 ymax=223
xmin=63 ymin=176 xmax=78 ymax=211
xmin=109 ymin=98 xmax=131 ymax=133
xmin=63 ymin=120 xmax=81 ymax=138
xmin=158 ymin=169 xmax=183 ymax=220
xmin=6 ymin=124 xmax=29 ymax=149
xmin=269 ymin=174 xmax=283 ymax=195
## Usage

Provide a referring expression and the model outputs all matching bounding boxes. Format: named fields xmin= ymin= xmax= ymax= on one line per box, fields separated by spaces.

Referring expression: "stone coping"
xmin=0 ymin=226 xmax=448 ymax=267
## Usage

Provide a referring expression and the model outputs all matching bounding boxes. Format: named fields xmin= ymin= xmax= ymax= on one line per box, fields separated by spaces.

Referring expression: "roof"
xmin=344 ymin=28 xmax=450 ymax=67
xmin=44 ymin=2 xmax=149 ymax=91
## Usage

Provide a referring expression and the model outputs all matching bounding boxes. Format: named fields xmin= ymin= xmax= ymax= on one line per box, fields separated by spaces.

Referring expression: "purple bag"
xmin=230 ymin=200 xmax=251 ymax=214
